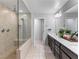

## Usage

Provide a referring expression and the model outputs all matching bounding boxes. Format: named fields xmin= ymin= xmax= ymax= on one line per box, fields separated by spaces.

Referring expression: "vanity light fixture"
xmin=54 ymin=11 xmax=62 ymax=17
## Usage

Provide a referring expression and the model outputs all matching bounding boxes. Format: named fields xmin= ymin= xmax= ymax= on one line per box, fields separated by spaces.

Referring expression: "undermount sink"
xmin=58 ymin=35 xmax=78 ymax=42
xmin=63 ymin=36 xmax=78 ymax=42
xmin=61 ymin=34 xmax=78 ymax=42
xmin=65 ymin=39 xmax=78 ymax=42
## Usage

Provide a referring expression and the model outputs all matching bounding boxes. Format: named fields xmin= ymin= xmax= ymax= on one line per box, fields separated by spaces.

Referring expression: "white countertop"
xmin=48 ymin=32 xmax=78 ymax=55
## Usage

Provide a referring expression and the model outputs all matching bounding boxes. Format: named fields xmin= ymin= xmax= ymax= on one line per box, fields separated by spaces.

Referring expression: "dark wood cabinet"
xmin=48 ymin=35 xmax=55 ymax=54
xmin=61 ymin=50 xmax=70 ymax=59
xmin=60 ymin=45 xmax=78 ymax=59
xmin=54 ymin=40 xmax=61 ymax=59
xmin=48 ymin=35 xmax=78 ymax=59
xmin=48 ymin=36 xmax=52 ymax=50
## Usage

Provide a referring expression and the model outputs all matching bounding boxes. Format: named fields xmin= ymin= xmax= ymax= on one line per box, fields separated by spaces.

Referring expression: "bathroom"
xmin=0 ymin=0 xmax=78 ymax=59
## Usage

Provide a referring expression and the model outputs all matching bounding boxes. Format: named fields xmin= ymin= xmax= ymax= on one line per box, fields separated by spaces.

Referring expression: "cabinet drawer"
xmin=55 ymin=50 xmax=60 ymax=59
xmin=48 ymin=35 xmax=53 ymax=39
xmin=55 ymin=45 xmax=60 ymax=54
xmin=51 ymin=42 xmax=54 ymax=48
xmin=61 ymin=45 xmax=78 ymax=59
xmin=55 ymin=40 xmax=60 ymax=47
xmin=61 ymin=50 xmax=70 ymax=59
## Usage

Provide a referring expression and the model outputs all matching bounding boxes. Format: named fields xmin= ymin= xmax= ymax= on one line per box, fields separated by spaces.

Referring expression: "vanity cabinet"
xmin=60 ymin=45 xmax=78 ymax=59
xmin=48 ymin=36 xmax=55 ymax=52
xmin=54 ymin=40 xmax=61 ymax=59
xmin=48 ymin=35 xmax=60 ymax=59
xmin=48 ymin=36 xmax=52 ymax=50
xmin=48 ymin=35 xmax=78 ymax=59
xmin=60 ymin=50 xmax=70 ymax=59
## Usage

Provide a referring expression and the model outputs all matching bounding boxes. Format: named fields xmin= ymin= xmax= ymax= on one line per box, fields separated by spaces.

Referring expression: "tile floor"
xmin=25 ymin=40 xmax=56 ymax=59
xmin=5 ymin=39 xmax=55 ymax=59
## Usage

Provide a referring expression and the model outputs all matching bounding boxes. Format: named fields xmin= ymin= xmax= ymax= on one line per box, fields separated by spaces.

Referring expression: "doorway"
xmin=34 ymin=18 xmax=44 ymax=46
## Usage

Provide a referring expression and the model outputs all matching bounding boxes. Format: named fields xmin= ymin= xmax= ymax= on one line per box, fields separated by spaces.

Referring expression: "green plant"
xmin=64 ymin=29 xmax=71 ymax=34
xmin=58 ymin=28 xmax=71 ymax=38
xmin=58 ymin=29 xmax=64 ymax=38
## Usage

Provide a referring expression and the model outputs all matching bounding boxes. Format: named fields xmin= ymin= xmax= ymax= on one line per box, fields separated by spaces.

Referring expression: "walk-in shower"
xmin=0 ymin=0 xmax=31 ymax=59
xmin=0 ymin=5 xmax=18 ymax=59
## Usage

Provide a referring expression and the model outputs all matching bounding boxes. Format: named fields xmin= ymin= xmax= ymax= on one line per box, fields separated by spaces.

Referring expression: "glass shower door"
xmin=19 ymin=0 xmax=31 ymax=46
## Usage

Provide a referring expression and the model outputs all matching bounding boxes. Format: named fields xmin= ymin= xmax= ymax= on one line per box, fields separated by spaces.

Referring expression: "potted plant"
xmin=58 ymin=28 xmax=65 ymax=38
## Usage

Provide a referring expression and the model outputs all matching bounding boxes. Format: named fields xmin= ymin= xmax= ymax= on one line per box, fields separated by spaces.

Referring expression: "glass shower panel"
xmin=19 ymin=0 xmax=31 ymax=46
xmin=19 ymin=13 xmax=28 ymax=45
xmin=19 ymin=13 xmax=31 ymax=46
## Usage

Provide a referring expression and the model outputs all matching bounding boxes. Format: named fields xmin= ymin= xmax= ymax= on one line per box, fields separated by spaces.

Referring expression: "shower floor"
xmin=5 ymin=50 xmax=16 ymax=59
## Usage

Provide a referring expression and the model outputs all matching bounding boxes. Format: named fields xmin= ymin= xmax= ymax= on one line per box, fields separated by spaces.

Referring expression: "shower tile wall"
xmin=0 ymin=6 xmax=17 ymax=59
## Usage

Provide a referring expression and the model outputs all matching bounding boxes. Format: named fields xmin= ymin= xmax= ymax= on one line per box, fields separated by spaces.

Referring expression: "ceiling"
xmin=65 ymin=4 xmax=78 ymax=13
xmin=0 ymin=0 xmax=30 ymax=13
xmin=0 ymin=0 xmax=77 ymax=14
xmin=22 ymin=0 xmax=69 ymax=14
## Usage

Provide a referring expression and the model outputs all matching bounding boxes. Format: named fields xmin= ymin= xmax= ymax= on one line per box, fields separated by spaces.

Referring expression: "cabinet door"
xmin=54 ymin=40 xmax=61 ymax=59
xmin=61 ymin=50 xmax=71 ymax=59
xmin=48 ymin=35 xmax=51 ymax=46
xmin=51 ymin=39 xmax=54 ymax=52
xmin=48 ymin=36 xmax=52 ymax=50
xmin=48 ymin=35 xmax=53 ymax=50
xmin=54 ymin=45 xmax=60 ymax=59
xmin=55 ymin=51 xmax=60 ymax=59
xmin=61 ymin=45 xmax=78 ymax=59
